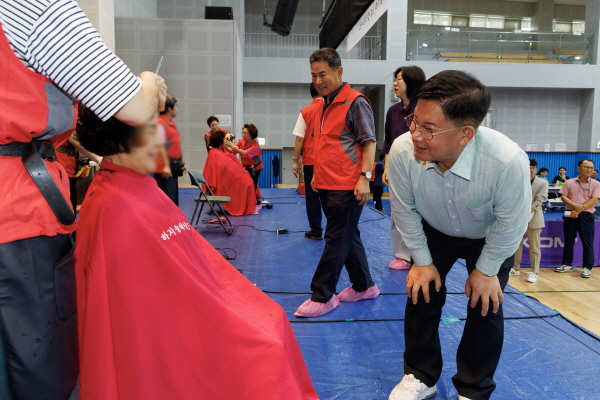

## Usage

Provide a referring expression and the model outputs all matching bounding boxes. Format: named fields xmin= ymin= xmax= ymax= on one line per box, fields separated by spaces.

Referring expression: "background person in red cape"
xmin=74 ymin=106 xmax=318 ymax=400
xmin=204 ymin=130 xmax=257 ymax=216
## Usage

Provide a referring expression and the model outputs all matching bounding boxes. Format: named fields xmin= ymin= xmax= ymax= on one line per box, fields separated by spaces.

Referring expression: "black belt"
xmin=1 ymin=141 xmax=75 ymax=225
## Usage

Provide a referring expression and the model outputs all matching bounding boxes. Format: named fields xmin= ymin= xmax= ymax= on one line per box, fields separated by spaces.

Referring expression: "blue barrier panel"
xmin=258 ymin=149 xmax=282 ymax=188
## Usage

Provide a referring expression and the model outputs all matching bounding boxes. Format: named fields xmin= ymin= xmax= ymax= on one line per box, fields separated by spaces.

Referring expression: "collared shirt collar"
xmin=424 ymin=134 xmax=476 ymax=180
xmin=324 ymin=82 xmax=346 ymax=107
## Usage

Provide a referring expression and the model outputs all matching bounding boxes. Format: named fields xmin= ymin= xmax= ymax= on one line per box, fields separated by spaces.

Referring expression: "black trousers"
xmin=310 ymin=190 xmax=374 ymax=302
xmin=0 ymin=234 xmax=78 ymax=400
xmin=154 ymin=174 xmax=179 ymax=206
xmin=303 ymin=165 xmax=323 ymax=236
xmin=244 ymin=166 xmax=262 ymax=204
xmin=561 ymin=212 xmax=595 ymax=268
xmin=404 ymin=221 xmax=512 ymax=400
xmin=372 ymin=185 xmax=384 ymax=211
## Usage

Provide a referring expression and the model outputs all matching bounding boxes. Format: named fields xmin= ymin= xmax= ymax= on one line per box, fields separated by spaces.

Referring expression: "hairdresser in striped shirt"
xmin=0 ymin=1 xmax=167 ymax=398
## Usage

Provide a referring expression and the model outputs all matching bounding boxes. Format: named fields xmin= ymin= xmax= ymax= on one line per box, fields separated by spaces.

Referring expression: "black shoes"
xmin=304 ymin=231 xmax=323 ymax=241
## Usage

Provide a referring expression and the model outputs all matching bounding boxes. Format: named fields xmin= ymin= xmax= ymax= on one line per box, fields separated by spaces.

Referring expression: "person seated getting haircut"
xmin=74 ymin=106 xmax=318 ymax=399
xmin=203 ymin=130 xmax=257 ymax=216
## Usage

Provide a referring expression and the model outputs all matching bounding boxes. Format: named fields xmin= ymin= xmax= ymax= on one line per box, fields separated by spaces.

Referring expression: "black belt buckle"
xmin=33 ymin=141 xmax=57 ymax=161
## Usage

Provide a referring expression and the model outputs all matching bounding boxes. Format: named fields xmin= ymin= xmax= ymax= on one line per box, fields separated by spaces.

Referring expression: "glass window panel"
xmin=521 ymin=18 xmax=531 ymax=31
xmin=573 ymin=22 xmax=585 ymax=33
xmin=414 ymin=12 xmax=432 ymax=25
xmin=554 ymin=21 xmax=572 ymax=33
xmin=505 ymin=19 xmax=520 ymax=30
xmin=452 ymin=16 xmax=468 ymax=27
xmin=487 ymin=17 xmax=504 ymax=29
xmin=470 ymin=16 xmax=486 ymax=28
xmin=432 ymin=14 xmax=452 ymax=26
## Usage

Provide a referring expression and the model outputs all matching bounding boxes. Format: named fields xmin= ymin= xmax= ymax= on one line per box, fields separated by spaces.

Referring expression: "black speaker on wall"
xmin=205 ymin=6 xmax=233 ymax=20
xmin=271 ymin=0 xmax=299 ymax=36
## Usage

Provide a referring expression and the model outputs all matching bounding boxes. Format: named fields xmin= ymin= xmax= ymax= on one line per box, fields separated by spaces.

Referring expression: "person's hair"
xmin=76 ymin=104 xmax=139 ymax=156
xmin=595 ymin=170 xmax=598 ymax=173
xmin=309 ymin=48 xmax=341 ymax=70
xmin=529 ymin=158 xmax=537 ymax=167
xmin=393 ymin=65 xmax=426 ymax=100
xmin=244 ymin=123 xmax=258 ymax=139
xmin=578 ymin=159 xmax=594 ymax=167
xmin=160 ymin=95 xmax=177 ymax=115
xmin=207 ymin=116 xmax=219 ymax=127
xmin=209 ymin=130 xmax=225 ymax=148
xmin=539 ymin=168 xmax=548 ymax=174
xmin=411 ymin=70 xmax=491 ymax=130
xmin=379 ymin=152 xmax=385 ymax=161
xmin=309 ymin=82 xmax=319 ymax=98
xmin=559 ymin=166 xmax=567 ymax=171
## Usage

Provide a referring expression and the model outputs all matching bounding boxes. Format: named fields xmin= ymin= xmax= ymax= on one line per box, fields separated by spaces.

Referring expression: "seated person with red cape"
xmin=74 ymin=106 xmax=318 ymax=400
xmin=203 ymin=130 xmax=257 ymax=216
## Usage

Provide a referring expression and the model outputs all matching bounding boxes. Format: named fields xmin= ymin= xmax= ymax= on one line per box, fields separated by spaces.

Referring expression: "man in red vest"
xmin=155 ymin=95 xmax=185 ymax=205
xmin=295 ymin=48 xmax=379 ymax=318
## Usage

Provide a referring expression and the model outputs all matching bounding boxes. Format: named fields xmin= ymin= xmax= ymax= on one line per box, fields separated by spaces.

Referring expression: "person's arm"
xmin=158 ymin=146 xmax=172 ymax=178
xmin=68 ymin=133 xmax=101 ymax=163
xmin=113 ymin=72 xmax=167 ymax=126
xmin=381 ymin=108 xmax=393 ymax=185
xmin=355 ymin=140 xmax=376 ymax=205
xmin=532 ymin=180 xmax=548 ymax=212
xmin=293 ymin=136 xmax=304 ymax=178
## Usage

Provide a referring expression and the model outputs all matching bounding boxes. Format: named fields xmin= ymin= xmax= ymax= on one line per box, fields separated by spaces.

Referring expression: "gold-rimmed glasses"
xmin=404 ymin=113 xmax=463 ymax=140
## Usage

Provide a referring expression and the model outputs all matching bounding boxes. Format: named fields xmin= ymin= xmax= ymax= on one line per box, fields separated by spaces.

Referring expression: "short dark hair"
xmin=529 ymin=158 xmax=537 ymax=167
xmin=160 ymin=95 xmax=177 ymax=115
xmin=379 ymin=152 xmax=385 ymax=161
xmin=76 ymin=104 xmax=139 ymax=156
xmin=207 ymin=116 xmax=219 ymax=127
xmin=578 ymin=159 xmax=594 ymax=167
xmin=309 ymin=48 xmax=341 ymax=70
xmin=559 ymin=166 xmax=567 ymax=171
xmin=309 ymin=82 xmax=319 ymax=98
xmin=539 ymin=168 xmax=548 ymax=173
xmin=393 ymin=65 xmax=426 ymax=101
xmin=595 ymin=169 xmax=598 ymax=173
xmin=244 ymin=123 xmax=258 ymax=139
xmin=209 ymin=130 xmax=225 ymax=148
xmin=411 ymin=70 xmax=491 ymax=130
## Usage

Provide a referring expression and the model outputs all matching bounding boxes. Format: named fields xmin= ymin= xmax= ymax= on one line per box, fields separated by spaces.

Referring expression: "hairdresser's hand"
xmin=161 ymin=166 xmax=172 ymax=178
xmin=311 ymin=176 xmax=317 ymax=193
xmin=406 ymin=263 xmax=441 ymax=305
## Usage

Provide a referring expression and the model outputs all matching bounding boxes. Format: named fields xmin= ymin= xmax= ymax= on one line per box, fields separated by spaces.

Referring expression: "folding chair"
xmin=188 ymin=169 xmax=234 ymax=235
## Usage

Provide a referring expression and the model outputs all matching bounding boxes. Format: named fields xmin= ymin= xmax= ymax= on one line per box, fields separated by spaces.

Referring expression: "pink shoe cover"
xmin=294 ymin=296 xmax=340 ymax=317
xmin=388 ymin=259 xmax=410 ymax=270
xmin=251 ymin=205 xmax=261 ymax=215
xmin=338 ymin=284 xmax=380 ymax=302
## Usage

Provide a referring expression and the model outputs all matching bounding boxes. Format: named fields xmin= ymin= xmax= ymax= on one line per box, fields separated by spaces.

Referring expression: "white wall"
xmin=115 ymin=0 xmax=157 ymax=18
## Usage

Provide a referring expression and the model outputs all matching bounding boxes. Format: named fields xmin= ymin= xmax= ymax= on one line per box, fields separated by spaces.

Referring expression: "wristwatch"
xmin=360 ymin=171 xmax=372 ymax=180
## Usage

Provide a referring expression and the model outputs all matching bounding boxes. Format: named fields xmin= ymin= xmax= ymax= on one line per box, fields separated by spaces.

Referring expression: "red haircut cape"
xmin=75 ymin=160 xmax=317 ymax=400
xmin=203 ymin=147 xmax=256 ymax=216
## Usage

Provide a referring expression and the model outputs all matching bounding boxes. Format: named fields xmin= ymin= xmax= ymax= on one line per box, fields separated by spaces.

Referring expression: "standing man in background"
xmin=292 ymin=83 xmax=324 ymax=240
xmin=295 ymin=48 xmax=379 ymax=318
xmin=387 ymin=70 xmax=530 ymax=400
xmin=155 ymin=95 xmax=185 ymax=205
xmin=511 ymin=158 xmax=548 ymax=283
xmin=0 ymin=0 xmax=166 ymax=398
xmin=555 ymin=159 xmax=600 ymax=278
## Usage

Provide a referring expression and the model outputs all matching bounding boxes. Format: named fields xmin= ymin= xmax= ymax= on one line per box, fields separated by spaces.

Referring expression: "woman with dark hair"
xmin=232 ymin=123 xmax=263 ymax=204
xmin=74 ymin=107 xmax=317 ymax=399
xmin=204 ymin=131 xmax=257 ymax=216
xmin=204 ymin=115 xmax=231 ymax=151
xmin=382 ymin=65 xmax=426 ymax=270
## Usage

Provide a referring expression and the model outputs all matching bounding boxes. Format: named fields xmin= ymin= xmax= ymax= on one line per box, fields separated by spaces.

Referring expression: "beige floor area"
xmin=509 ymin=267 xmax=600 ymax=335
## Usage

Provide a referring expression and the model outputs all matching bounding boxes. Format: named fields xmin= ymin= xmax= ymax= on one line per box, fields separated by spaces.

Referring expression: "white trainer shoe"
xmin=389 ymin=374 xmax=437 ymax=400
xmin=458 ymin=396 xmax=472 ymax=400
xmin=526 ymin=272 xmax=538 ymax=283
xmin=509 ymin=268 xmax=520 ymax=276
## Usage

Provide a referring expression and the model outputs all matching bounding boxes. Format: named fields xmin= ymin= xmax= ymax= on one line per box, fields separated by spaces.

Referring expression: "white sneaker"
xmin=526 ymin=272 xmax=538 ymax=283
xmin=389 ymin=374 xmax=437 ymax=400
xmin=582 ymin=268 xmax=591 ymax=278
xmin=458 ymin=396 xmax=472 ymax=400
xmin=509 ymin=268 xmax=520 ymax=276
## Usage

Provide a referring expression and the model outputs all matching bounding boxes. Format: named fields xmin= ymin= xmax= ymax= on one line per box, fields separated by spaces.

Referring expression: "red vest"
xmin=299 ymin=98 xmax=323 ymax=166
xmin=313 ymin=84 xmax=366 ymax=190
xmin=0 ymin=23 xmax=78 ymax=243
xmin=236 ymin=138 xmax=263 ymax=171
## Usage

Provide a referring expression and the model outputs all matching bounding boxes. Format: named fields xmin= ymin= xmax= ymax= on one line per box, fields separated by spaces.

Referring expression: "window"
xmin=452 ymin=16 xmax=469 ymax=27
xmin=572 ymin=21 xmax=585 ymax=34
xmin=469 ymin=16 xmax=486 ymax=28
xmin=487 ymin=17 xmax=505 ymax=29
xmin=414 ymin=12 xmax=452 ymax=27
xmin=432 ymin=13 xmax=452 ymax=26
xmin=504 ymin=19 xmax=520 ymax=30
xmin=521 ymin=18 xmax=532 ymax=31
xmin=414 ymin=12 xmax=432 ymax=25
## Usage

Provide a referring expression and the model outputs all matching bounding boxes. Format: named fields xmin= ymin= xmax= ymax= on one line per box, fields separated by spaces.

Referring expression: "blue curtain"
xmin=526 ymin=152 xmax=600 ymax=178
xmin=258 ymin=149 xmax=282 ymax=188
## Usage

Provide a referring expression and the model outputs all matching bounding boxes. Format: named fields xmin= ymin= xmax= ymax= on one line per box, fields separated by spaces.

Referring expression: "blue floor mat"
xmin=180 ymin=188 xmax=600 ymax=400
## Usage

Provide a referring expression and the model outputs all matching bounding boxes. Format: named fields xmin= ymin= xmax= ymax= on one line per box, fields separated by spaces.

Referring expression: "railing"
xmin=245 ymin=33 xmax=382 ymax=60
xmin=407 ymin=28 xmax=594 ymax=64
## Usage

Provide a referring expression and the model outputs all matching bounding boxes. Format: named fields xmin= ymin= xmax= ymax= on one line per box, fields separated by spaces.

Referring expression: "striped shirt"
xmin=0 ymin=0 xmax=141 ymax=120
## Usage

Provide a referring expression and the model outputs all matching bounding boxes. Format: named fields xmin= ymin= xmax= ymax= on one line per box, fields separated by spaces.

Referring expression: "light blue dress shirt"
xmin=388 ymin=126 xmax=531 ymax=276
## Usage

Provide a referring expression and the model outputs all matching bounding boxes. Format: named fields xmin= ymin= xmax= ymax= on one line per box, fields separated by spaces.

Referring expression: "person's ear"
xmin=336 ymin=66 xmax=343 ymax=79
xmin=459 ymin=125 xmax=475 ymax=146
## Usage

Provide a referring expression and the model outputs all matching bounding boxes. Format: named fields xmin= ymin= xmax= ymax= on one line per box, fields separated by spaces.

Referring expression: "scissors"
xmin=155 ymin=56 xmax=163 ymax=74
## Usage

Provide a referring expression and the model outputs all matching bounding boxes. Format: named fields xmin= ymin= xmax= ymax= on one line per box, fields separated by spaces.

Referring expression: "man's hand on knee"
xmin=465 ymin=268 xmax=504 ymax=317
xmin=406 ymin=263 xmax=441 ymax=305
